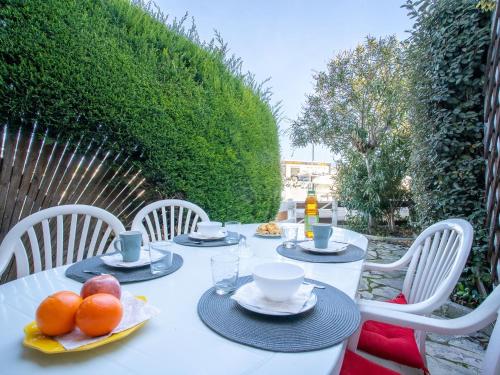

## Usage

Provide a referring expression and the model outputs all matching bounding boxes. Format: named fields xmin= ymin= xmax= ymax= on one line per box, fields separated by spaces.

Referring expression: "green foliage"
xmin=0 ymin=0 xmax=281 ymax=222
xmin=291 ymin=36 xmax=410 ymax=231
xmin=476 ymin=0 xmax=496 ymax=11
xmin=337 ymin=129 xmax=411 ymax=230
xmin=404 ymin=0 xmax=492 ymax=304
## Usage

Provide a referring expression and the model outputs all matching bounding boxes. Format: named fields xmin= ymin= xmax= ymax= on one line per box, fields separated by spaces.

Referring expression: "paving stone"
xmin=448 ymin=338 xmax=486 ymax=353
xmin=426 ymin=340 xmax=483 ymax=369
xmin=359 ymin=291 xmax=373 ymax=299
xmin=371 ymin=285 xmax=400 ymax=300
xmin=370 ymin=277 xmax=403 ymax=290
xmin=357 ymin=278 xmax=369 ymax=290
xmin=427 ymin=332 xmax=452 ymax=345
xmin=426 ymin=356 xmax=479 ymax=375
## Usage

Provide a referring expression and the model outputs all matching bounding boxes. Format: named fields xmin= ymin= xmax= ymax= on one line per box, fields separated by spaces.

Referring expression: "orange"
xmin=76 ymin=293 xmax=123 ymax=337
xmin=35 ymin=291 xmax=82 ymax=336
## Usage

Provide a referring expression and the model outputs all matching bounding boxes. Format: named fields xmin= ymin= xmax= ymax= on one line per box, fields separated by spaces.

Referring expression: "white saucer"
xmin=235 ymin=283 xmax=317 ymax=316
xmin=298 ymin=240 xmax=348 ymax=254
xmin=254 ymin=232 xmax=281 ymax=238
xmin=189 ymin=231 xmax=227 ymax=241
xmin=101 ymin=248 xmax=166 ymax=268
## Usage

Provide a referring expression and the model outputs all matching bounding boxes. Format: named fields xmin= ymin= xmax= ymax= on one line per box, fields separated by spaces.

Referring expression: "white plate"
xmin=254 ymin=232 xmax=281 ymax=238
xmin=188 ymin=231 xmax=227 ymax=240
xmin=298 ymin=240 xmax=348 ymax=254
xmin=101 ymin=248 xmax=165 ymax=268
xmin=235 ymin=283 xmax=317 ymax=316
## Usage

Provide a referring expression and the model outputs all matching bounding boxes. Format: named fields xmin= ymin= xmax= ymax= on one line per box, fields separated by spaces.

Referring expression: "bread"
xmin=256 ymin=222 xmax=281 ymax=235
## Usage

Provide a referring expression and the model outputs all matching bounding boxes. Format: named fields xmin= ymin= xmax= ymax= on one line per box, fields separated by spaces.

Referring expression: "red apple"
xmin=80 ymin=275 xmax=121 ymax=299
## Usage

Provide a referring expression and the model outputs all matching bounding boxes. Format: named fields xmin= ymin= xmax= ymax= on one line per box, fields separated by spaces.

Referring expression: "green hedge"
xmin=404 ymin=0 xmax=492 ymax=304
xmin=0 ymin=0 xmax=281 ymax=222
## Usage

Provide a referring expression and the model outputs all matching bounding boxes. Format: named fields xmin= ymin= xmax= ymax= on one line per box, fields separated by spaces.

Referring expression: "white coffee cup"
xmin=197 ymin=221 xmax=223 ymax=236
xmin=252 ymin=262 xmax=304 ymax=302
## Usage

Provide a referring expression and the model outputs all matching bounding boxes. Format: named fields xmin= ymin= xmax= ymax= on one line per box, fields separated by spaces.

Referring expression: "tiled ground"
xmin=360 ymin=240 xmax=489 ymax=374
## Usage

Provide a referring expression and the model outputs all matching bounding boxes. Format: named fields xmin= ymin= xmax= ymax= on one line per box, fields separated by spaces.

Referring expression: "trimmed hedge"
xmin=405 ymin=0 xmax=492 ymax=304
xmin=0 ymin=0 xmax=281 ymax=222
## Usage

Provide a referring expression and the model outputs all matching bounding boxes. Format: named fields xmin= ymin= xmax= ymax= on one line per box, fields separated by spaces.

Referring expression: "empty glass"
xmin=148 ymin=241 xmax=173 ymax=274
xmin=211 ymin=253 xmax=239 ymax=295
xmin=237 ymin=237 xmax=253 ymax=258
xmin=281 ymin=225 xmax=298 ymax=248
xmin=224 ymin=221 xmax=241 ymax=244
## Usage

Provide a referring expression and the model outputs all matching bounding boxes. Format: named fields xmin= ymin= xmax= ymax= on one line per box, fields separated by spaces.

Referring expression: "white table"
xmin=0 ymin=224 xmax=367 ymax=375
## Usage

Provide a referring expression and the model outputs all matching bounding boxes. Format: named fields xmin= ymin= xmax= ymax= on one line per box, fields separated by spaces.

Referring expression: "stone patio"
xmin=361 ymin=240 xmax=490 ymax=374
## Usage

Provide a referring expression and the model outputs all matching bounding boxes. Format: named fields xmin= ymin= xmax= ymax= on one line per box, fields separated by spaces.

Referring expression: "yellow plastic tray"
xmin=23 ymin=296 xmax=147 ymax=354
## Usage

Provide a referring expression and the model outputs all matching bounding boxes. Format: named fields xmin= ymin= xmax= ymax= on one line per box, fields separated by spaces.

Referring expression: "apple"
xmin=81 ymin=274 xmax=121 ymax=299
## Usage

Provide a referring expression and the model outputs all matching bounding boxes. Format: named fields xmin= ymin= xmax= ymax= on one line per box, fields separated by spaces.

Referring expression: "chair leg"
xmin=348 ymin=325 xmax=362 ymax=351
xmin=416 ymin=331 xmax=427 ymax=367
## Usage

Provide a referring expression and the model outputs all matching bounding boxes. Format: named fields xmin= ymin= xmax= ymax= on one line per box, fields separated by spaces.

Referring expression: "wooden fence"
xmin=484 ymin=4 xmax=500 ymax=285
xmin=0 ymin=122 xmax=160 ymax=283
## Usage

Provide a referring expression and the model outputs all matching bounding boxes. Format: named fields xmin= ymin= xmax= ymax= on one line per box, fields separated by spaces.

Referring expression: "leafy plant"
xmin=404 ymin=0 xmax=492 ymax=305
xmin=290 ymin=36 xmax=410 ymax=231
xmin=0 ymin=0 xmax=282 ymax=222
xmin=337 ymin=129 xmax=411 ymax=232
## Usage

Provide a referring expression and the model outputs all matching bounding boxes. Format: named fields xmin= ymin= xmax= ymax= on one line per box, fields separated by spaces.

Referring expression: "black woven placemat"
xmin=65 ymin=253 xmax=183 ymax=284
xmin=173 ymin=234 xmax=244 ymax=247
xmin=276 ymin=243 xmax=365 ymax=263
xmin=197 ymin=276 xmax=360 ymax=352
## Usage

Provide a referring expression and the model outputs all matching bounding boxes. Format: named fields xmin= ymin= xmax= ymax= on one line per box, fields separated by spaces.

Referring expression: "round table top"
xmin=0 ymin=223 xmax=367 ymax=375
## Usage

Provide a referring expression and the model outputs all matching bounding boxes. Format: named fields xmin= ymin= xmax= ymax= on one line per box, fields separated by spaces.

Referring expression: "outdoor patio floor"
xmin=360 ymin=240 xmax=490 ymax=374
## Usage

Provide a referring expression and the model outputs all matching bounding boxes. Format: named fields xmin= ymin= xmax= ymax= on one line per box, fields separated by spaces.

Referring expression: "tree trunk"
xmin=387 ymin=212 xmax=395 ymax=233
xmin=364 ymin=155 xmax=374 ymax=233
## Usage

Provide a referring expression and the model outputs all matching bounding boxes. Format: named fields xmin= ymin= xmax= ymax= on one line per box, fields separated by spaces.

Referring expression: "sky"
xmin=154 ymin=0 xmax=413 ymax=162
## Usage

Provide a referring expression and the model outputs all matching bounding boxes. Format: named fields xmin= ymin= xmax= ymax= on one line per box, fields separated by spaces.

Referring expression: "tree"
xmin=337 ymin=128 xmax=411 ymax=232
xmin=291 ymin=35 xmax=409 ymax=231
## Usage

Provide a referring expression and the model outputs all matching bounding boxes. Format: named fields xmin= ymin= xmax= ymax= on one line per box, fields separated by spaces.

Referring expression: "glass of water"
xmin=224 ymin=221 xmax=241 ymax=244
xmin=149 ymin=241 xmax=173 ymax=275
xmin=281 ymin=225 xmax=298 ymax=249
xmin=211 ymin=253 xmax=239 ymax=295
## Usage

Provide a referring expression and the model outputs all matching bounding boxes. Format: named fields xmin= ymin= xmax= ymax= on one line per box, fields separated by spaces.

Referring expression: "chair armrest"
xmin=357 ymin=298 xmax=437 ymax=315
xmin=363 ymin=261 xmax=406 ymax=272
xmin=358 ymin=302 xmax=498 ymax=336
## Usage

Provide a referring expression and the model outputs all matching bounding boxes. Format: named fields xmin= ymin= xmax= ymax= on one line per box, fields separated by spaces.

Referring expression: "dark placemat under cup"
xmin=276 ymin=243 xmax=365 ymax=263
xmin=197 ymin=276 xmax=360 ymax=353
xmin=65 ymin=253 xmax=183 ymax=283
xmin=173 ymin=234 xmax=244 ymax=247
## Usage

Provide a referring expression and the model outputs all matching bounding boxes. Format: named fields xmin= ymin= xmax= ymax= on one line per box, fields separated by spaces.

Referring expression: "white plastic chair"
xmin=0 ymin=205 xmax=125 ymax=279
xmin=347 ymin=284 xmax=500 ymax=375
xmin=357 ymin=218 xmax=473 ymax=355
xmin=131 ymin=199 xmax=209 ymax=243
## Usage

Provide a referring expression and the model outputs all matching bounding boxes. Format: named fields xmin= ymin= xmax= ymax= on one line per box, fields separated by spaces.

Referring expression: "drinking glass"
xmin=281 ymin=225 xmax=298 ymax=248
xmin=211 ymin=253 xmax=239 ymax=295
xmin=237 ymin=236 xmax=253 ymax=258
xmin=224 ymin=221 xmax=241 ymax=244
xmin=148 ymin=241 xmax=173 ymax=275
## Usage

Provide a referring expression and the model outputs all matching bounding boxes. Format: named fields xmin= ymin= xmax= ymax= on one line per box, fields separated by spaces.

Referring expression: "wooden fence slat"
xmin=0 ymin=123 xmax=159 ymax=283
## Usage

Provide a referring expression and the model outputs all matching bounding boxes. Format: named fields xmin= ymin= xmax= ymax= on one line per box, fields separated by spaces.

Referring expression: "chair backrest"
xmin=0 ymin=205 xmax=125 ymax=279
xmin=401 ymin=219 xmax=473 ymax=306
xmin=131 ymin=199 xmax=209 ymax=243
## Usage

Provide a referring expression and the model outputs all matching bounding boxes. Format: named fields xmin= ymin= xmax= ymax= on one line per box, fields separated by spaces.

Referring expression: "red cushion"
xmin=358 ymin=293 xmax=428 ymax=372
xmin=340 ymin=349 xmax=400 ymax=375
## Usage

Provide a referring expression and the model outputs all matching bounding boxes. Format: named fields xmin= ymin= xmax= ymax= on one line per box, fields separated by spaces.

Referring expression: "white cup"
xmin=197 ymin=221 xmax=222 ymax=236
xmin=252 ymin=262 xmax=304 ymax=302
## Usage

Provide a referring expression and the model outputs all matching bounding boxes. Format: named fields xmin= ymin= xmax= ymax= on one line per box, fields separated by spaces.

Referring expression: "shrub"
xmin=0 ymin=0 xmax=281 ymax=222
xmin=404 ymin=0 xmax=492 ymax=304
